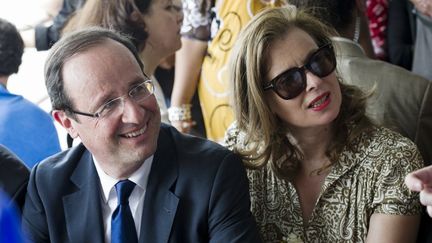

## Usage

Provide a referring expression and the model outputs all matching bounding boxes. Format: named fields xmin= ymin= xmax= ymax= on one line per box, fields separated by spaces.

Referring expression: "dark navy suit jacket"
xmin=22 ymin=125 xmax=262 ymax=243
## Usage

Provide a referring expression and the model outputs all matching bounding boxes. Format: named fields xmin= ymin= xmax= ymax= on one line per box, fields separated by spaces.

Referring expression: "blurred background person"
xmin=387 ymin=0 xmax=416 ymax=70
xmin=155 ymin=54 xmax=206 ymax=137
xmin=0 ymin=17 xmax=61 ymax=168
xmin=225 ymin=6 xmax=422 ymax=242
xmin=411 ymin=0 xmax=432 ymax=80
xmin=366 ymin=0 xmax=387 ymax=60
xmin=170 ymin=0 xmax=288 ymax=142
xmin=19 ymin=0 xmax=85 ymax=50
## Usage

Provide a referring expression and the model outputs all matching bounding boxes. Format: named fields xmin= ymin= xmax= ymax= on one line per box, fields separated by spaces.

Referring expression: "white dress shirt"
xmin=93 ymin=156 xmax=154 ymax=243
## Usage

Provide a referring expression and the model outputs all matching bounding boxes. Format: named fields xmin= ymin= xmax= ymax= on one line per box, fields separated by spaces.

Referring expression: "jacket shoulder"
xmin=32 ymin=144 xmax=87 ymax=184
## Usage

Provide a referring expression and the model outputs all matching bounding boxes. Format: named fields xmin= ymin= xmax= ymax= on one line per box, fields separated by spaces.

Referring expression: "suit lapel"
xmin=139 ymin=127 xmax=179 ymax=243
xmin=63 ymin=149 xmax=105 ymax=243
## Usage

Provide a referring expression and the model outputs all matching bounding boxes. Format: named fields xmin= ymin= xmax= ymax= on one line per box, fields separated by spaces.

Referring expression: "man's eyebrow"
xmin=92 ymin=75 xmax=148 ymax=108
xmin=91 ymin=89 xmax=117 ymax=111
xmin=128 ymin=76 xmax=148 ymax=88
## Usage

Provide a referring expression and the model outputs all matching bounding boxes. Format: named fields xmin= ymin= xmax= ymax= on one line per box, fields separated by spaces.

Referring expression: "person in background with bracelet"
xmin=170 ymin=0 xmax=288 ymax=142
xmin=156 ymin=54 xmax=207 ymax=137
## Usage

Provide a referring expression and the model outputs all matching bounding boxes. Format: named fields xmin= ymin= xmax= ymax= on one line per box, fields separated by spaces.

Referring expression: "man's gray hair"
xmin=45 ymin=27 xmax=144 ymax=115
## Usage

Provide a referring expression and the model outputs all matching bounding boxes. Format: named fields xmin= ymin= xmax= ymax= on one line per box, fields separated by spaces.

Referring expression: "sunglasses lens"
xmin=308 ymin=46 xmax=336 ymax=77
xmin=264 ymin=44 xmax=335 ymax=100
xmin=274 ymin=69 xmax=306 ymax=99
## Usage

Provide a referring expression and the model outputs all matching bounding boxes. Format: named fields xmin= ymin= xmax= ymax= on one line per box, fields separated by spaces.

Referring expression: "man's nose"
xmin=121 ymin=98 xmax=144 ymax=124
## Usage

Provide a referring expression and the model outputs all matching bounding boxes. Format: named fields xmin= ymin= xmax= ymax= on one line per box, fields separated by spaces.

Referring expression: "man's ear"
xmin=52 ymin=110 xmax=79 ymax=139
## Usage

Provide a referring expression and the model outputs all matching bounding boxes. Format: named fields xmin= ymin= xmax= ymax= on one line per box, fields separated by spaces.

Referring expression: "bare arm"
xmin=411 ymin=0 xmax=432 ymax=17
xmin=20 ymin=28 xmax=36 ymax=48
xmin=366 ymin=214 xmax=420 ymax=243
xmin=170 ymin=37 xmax=207 ymax=132
xmin=41 ymin=0 xmax=63 ymax=17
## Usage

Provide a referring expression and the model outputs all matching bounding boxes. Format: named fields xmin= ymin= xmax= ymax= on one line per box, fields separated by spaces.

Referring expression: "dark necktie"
xmin=111 ymin=180 xmax=138 ymax=243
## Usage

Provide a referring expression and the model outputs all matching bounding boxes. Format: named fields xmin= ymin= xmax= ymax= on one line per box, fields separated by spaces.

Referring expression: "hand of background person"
xmin=411 ymin=0 xmax=432 ymax=17
xmin=405 ymin=165 xmax=432 ymax=216
xmin=171 ymin=120 xmax=197 ymax=134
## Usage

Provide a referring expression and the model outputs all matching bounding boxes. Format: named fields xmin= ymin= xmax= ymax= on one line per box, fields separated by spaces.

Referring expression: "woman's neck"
xmin=288 ymin=124 xmax=333 ymax=170
xmin=140 ymin=45 xmax=164 ymax=76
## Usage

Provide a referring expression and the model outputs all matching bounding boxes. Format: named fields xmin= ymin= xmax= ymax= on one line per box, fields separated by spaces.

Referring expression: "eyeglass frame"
xmin=67 ymin=79 xmax=154 ymax=119
xmin=262 ymin=43 xmax=336 ymax=100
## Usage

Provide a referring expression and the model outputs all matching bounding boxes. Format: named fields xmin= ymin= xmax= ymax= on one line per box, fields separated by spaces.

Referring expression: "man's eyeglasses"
xmin=263 ymin=43 xmax=336 ymax=100
xmin=69 ymin=80 xmax=154 ymax=119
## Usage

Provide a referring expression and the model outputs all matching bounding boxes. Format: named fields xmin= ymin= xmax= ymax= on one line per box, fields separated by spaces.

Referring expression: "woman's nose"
xmin=305 ymin=70 xmax=324 ymax=92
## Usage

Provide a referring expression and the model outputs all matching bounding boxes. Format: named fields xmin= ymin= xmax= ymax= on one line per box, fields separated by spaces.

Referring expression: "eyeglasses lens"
xmin=98 ymin=81 xmax=153 ymax=118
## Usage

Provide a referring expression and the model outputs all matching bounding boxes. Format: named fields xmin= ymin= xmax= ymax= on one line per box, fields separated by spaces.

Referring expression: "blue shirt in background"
xmin=0 ymin=85 xmax=61 ymax=167
xmin=0 ymin=190 xmax=27 ymax=243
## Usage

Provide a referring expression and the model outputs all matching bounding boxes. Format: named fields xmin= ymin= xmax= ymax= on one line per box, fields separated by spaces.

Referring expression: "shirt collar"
xmin=93 ymin=155 xmax=154 ymax=203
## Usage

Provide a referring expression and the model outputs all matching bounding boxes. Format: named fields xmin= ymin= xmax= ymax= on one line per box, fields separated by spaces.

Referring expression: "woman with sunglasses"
xmin=224 ymin=6 xmax=423 ymax=243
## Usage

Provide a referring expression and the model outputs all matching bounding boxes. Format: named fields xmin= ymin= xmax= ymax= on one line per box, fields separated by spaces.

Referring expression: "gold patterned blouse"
xmin=224 ymin=124 xmax=423 ymax=243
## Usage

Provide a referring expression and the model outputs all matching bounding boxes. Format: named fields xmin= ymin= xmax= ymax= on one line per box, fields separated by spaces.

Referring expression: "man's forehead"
xmin=63 ymin=39 xmax=137 ymax=74
xmin=61 ymin=39 xmax=142 ymax=96
xmin=68 ymin=39 xmax=130 ymax=61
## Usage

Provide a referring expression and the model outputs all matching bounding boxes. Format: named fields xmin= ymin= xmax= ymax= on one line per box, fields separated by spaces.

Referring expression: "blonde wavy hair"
xmin=229 ymin=6 xmax=373 ymax=179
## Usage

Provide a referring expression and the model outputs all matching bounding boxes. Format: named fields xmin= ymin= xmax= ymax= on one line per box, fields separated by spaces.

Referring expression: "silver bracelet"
xmin=168 ymin=104 xmax=192 ymax=122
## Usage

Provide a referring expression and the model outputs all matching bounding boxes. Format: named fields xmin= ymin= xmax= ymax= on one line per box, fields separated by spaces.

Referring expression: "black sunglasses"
xmin=263 ymin=43 xmax=336 ymax=100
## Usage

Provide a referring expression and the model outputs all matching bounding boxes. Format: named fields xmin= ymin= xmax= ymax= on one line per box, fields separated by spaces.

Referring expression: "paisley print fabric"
xmin=224 ymin=124 xmax=423 ymax=242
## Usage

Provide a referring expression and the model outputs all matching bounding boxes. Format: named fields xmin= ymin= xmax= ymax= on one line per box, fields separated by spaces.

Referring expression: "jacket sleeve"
xmin=387 ymin=0 xmax=415 ymax=70
xmin=21 ymin=164 xmax=50 ymax=243
xmin=207 ymin=152 xmax=263 ymax=243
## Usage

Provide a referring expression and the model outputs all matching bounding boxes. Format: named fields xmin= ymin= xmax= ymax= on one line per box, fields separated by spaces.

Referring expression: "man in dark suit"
xmin=22 ymin=27 xmax=261 ymax=243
